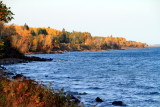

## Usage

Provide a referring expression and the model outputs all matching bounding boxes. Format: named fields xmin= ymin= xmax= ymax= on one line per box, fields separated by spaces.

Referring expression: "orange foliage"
xmin=0 ymin=77 xmax=78 ymax=107
xmin=2 ymin=24 xmax=147 ymax=54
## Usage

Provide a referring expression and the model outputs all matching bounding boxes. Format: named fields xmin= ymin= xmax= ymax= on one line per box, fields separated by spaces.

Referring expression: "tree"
xmin=1 ymin=24 xmax=17 ymax=38
xmin=30 ymin=30 xmax=36 ymax=36
xmin=0 ymin=21 xmax=4 ymax=39
xmin=23 ymin=23 xmax=29 ymax=30
xmin=0 ymin=2 xmax=24 ymax=58
xmin=0 ymin=1 xmax=14 ymax=23
xmin=0 ymin=1 xmax=14 ymax=39
xmin=37 ymin=28 xmax=48 ymax=35
xmin=59 ymin=28 xmax=69 ymax=43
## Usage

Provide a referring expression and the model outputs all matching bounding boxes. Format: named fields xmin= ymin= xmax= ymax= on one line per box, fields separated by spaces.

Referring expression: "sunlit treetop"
xmin=0 ymin=1 xmax=14 ymax=23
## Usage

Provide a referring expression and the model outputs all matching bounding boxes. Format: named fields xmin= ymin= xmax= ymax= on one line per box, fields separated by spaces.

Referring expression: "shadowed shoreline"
xmin=0 ymin=56 xmax=52 ymax=65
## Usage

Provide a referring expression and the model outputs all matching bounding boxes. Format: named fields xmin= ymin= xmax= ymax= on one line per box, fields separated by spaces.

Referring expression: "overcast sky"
xmin=3 ymin=0 xmax=160 ymax=45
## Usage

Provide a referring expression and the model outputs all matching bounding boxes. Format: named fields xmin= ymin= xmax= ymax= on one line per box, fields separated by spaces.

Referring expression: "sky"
xmin=3 ymin=0 xmax=160 ymax=45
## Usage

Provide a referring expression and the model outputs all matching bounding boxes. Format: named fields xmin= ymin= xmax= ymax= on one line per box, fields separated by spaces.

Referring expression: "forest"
xmin=0 ymin=22 xmax=147 ymax=56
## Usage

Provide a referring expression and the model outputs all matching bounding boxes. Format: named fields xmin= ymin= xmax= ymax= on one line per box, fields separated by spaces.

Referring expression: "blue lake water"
xmin=5 ymin=47 xmax=160 ymax=107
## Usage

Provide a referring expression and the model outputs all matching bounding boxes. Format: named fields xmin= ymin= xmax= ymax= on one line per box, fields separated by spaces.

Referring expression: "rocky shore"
xmin=0 ymin=56 xmax=52 ymax=65
xmin=0 ymin=55 xmax=126 ymax=107
xmin=0 ymin=57 xmax=84 ymax=107
xmin=0 ymin=56 xmax=53 ymax=79
xmin=0 ymin=55 xmax=53 ymax=78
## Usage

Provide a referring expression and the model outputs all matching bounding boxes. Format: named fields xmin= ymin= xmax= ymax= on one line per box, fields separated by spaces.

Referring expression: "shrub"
xmin=0 ymin=76 xmax=78 ymax=107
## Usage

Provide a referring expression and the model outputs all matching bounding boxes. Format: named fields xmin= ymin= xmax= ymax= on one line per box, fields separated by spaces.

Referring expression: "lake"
xmin=5 ymin=47 xmax=160 ymax=107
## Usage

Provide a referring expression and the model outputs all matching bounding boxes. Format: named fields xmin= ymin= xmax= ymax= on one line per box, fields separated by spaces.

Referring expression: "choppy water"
xmin=5 ymin=47 xmax=160 ymax=107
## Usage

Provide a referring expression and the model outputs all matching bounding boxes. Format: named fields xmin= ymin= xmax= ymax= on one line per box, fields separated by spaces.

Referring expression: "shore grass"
xmin=0 ymin=75 xmax=80 ymax=107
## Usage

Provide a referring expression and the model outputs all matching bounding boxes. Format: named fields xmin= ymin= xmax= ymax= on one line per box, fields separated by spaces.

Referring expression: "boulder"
xmin=95 ymin=97 xmax=103 ymax=102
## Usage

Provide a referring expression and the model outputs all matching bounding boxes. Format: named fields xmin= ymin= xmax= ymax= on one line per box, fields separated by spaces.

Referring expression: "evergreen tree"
xmin=59 ymin=28 xmax=69 ymax=43
xmin=37 ymin=28 xmax=48 ymax=35
xmin=30 ymin=30 xmax=36 ymax=36
xmin=23 ymin=23 xmax=29 ymax=30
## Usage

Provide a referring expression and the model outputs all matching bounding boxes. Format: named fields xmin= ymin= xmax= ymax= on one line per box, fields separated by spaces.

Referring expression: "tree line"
xmin=0 ymin=23 xmax=147 ymax=54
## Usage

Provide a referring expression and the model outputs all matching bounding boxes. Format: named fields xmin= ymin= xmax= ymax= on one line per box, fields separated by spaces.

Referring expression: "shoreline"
xmin=25 ymin=48 xmax=133 ymax=55
xmin=0 ymin=46 xmax=148 ymax=65
xmin=25 ymin=47 xmax=148 ymax=55
xmin=0 ymin=57 xmax=83 ymax=107
xmin=0 ymin=56 xmax=52 ymax=65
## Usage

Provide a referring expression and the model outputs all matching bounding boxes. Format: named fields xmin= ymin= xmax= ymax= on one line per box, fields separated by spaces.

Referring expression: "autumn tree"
xmin=0 ymin=1 xmax=14 ymax=39
xmin=0 ymin=1 xmax=14 ymax=23
xmin=0 ymin=1 xmax=15 ymax=58
xmin=4 ymin=25 xmax=16 ymax=35
xmin=0 ymin=1 xmax=25 ymax=58
xmin=0 ymin=21 xmax=4 ymax=39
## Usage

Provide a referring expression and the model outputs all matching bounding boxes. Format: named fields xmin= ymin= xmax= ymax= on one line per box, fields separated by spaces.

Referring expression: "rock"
xmin=0 ymin=58 xmax=27 ymax=65
xmin=24 ymin=56 xmax=52 ymax=61
xmin=12 ymin=74 xmax=24 ymax=79
xmin=45 ymin=75 xmax=48 ymax=77
xmin=72 ymin=96 xmax=80 ymax=103
xmin=95 ymin=97 xmax=103 ymax=102
xmin=0 ymin=57 xmax=52 ymax=65
xmin=112 ymin=101 xmax=126 ymax=106
xmin=66 ymin=94 xmax=80 ymax=104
